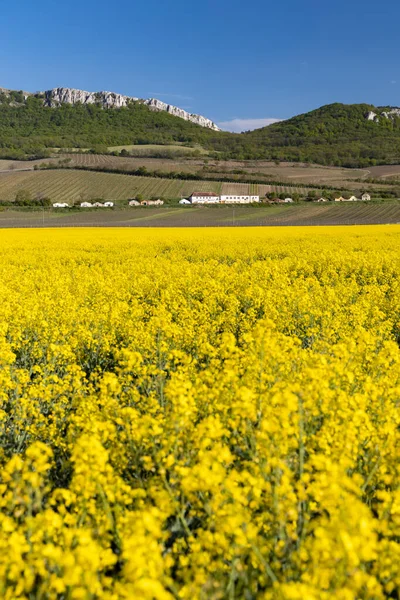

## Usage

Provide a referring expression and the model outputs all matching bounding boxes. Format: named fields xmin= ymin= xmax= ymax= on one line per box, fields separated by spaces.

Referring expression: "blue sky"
xmin=1 ymin=0 xmax=400 ymax=131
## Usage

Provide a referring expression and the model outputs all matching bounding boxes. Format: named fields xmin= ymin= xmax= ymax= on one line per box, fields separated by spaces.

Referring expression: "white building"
xmin=361 ymin=193 xmax=371 ymax=201
xmin=104 ymin=202 xmax=114 ymax=207
xmin=80 ymin=202 xmax=93 ymax=208
xmin=53 ymin=203 xmax=69 ymax=208
xmin=316 ymin=197 xmax=328 ymax=203
xmin=129 ymin=200 xmax=141 ymax=206
xmin=179 ymin=199 xmax=191 ymax=204
xmin=189 ymin=192 xmax=220 ymax=204
xmin=141 ymin=199 xmax=164 ymax=206
xmin=284 ymin=197 xmax=294 ymax=203
xmin=220 ymin=195 xmax=260 ymax=204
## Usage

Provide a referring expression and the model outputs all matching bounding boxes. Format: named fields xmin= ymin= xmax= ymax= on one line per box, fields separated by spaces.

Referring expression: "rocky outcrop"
xmin=44 ymin=87 xmax=138 ymax=109
xmin=366 ymin=111 xmax=379 ymax=121
xmin=42 ymin=87 xmax=220 ymax=130
xmin=366 ymin=108 xmax=400 ymax=122
xmin=143 ymin=98 xmax=220 ymax=130
xmin=382 ymin=108 xmax=400 ymax=119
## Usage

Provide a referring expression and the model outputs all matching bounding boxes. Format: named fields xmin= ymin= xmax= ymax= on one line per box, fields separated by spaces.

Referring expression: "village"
xmin=177 ymin=191 xmax=372 ymax=205
xmin=51 ymin=191 xmax=372 ymax=209
xmin=52 ymin=193 xmax=261 ymax=208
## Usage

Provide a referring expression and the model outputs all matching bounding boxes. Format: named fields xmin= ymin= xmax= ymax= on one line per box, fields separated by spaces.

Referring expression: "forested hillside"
xmin=214 ymin=104 xmax=400 ymax=166
xmin=2 ymin=94 xmax=400 ymax=166
xmin=0 ymin=96 xmax=223 ymax=158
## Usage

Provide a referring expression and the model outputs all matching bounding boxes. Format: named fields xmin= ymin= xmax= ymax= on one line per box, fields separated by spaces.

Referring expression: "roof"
xmin=190 ymin=192 xmax=219 ymax=197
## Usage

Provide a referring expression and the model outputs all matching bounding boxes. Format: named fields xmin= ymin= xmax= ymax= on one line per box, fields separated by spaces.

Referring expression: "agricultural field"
xmin=0 ymin=168 xmax=324 ymax=204
xmin=0 ymin=167 xmax=333 ymax=205
xmin=368 ymin=164 xmax=400 ymax=180
xmin=54 ymin=154 xmax=400 ymax=190
xmin=0 ymin=170 xmax=223 ymax=203
xmin=0 ymin=158 xmax=49 ymax=172
xmin=57 ymin=153 xmax=201 ymax=173
xmin=1 ymin=226 xmax=400 ymax=599
xmin=1 ymin=153 xmax=400 ymax=197
xmin=1 ymin=202 xmax=400 ymax=228
xmin=106 ymin=143 xmax=208 ymax=155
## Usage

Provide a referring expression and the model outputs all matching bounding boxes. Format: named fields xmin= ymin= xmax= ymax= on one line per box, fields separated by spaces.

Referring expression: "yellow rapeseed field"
xmin=1 ymin=225 xmax=400 ymax=599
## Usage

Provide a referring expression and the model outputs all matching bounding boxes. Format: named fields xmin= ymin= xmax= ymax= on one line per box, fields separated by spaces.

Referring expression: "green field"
xmin=1 ymin=202 xmax=400 ymax=228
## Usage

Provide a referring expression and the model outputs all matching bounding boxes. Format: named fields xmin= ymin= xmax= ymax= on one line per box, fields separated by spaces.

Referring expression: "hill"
xmin=0 ymin=92 xmax=224 ymax=159
xmin=2 ymin=89 xmax=400 ymax=167
xmin=214 ymin=103 xmax=400 ymax=167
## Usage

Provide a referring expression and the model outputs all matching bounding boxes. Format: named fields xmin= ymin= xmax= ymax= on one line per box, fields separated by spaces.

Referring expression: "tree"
xmin=15 ymin=189 xmax=32 ymax=205
xmin=306 ymin=190 xmax=317 ymax=202
xmin=36 ymin=193 xmax=51 ymax=207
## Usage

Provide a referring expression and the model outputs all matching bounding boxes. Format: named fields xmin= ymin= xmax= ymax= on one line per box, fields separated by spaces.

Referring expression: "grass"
xmin=1 ymin=202 xmax=400 ymax=228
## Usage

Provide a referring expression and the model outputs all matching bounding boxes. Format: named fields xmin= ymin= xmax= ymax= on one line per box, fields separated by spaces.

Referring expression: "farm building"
xmin=80 ymin=201 xmax=114 ymax=208
xmin=128 ymin=200 xmax=141 ymax=206
xmin=179 ymin=199 xmax=191 ymax=205
xmin=220 ymin=195 xmax=260 ymax=204
xmin=284 ymin=198 xmax=294 ymax=203
xmin=362 ymin=193 xmax=371 ymax=201
xmin=316 ymin=197 xmax=328 ymax=203
xmin=335 ymin=196 xmax=359 ymax=202
xmin=189 ymin=192 xmax=220 ymax=204
xmin=53 ymin=203 xmax=69 ymax=208
xmin=141 ymin=199 xmax=164 ymax=206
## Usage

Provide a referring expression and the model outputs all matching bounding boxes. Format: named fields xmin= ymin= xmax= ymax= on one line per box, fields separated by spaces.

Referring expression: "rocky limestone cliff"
xmin=44 ymin=87 xmax=138 ymax=109
xmin=43 ymin=87 xmax=220 ymax=131
xmin=143 ymin=97 xmax=220 ymax=130
xmin=366 ymin=108 xmax=400 ymax=123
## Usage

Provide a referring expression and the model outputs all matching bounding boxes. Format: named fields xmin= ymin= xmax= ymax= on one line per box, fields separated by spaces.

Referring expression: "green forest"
xmin=2 ymin=93 xmax=400 ymax=166
xmin=222 ymin=103 xmax=400 ymax=167
xmin=0 ymin=95 xmax=221 ymax=158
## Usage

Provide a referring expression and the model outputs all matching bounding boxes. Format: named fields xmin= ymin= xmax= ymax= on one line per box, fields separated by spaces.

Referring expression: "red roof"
xmin=190 ymin=192 xmax=219 ymax=197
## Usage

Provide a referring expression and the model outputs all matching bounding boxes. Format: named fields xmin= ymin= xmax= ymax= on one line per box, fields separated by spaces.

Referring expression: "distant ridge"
xmin=0 ymin=85 xmax=221 ymax=131
xmin=2 ymin=89 xmax=400 ymax=166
